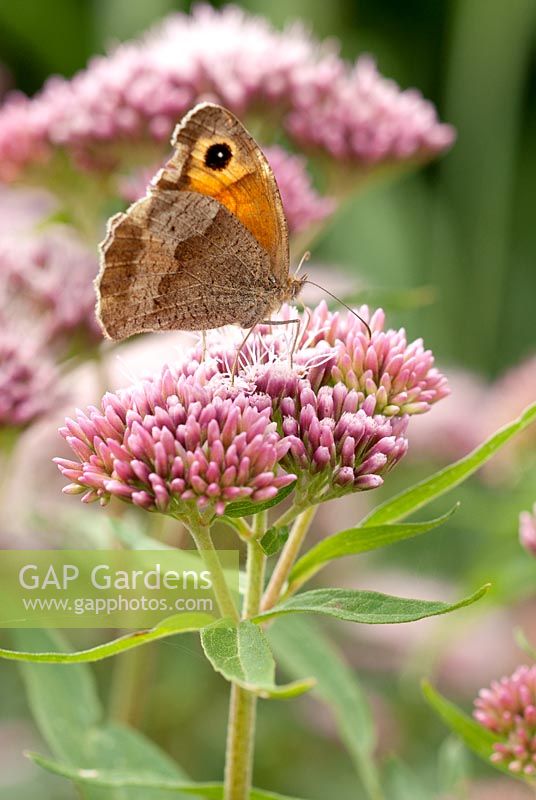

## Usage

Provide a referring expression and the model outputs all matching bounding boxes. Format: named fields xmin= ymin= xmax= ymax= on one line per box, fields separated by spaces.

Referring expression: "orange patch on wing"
xmin=185 ymin=136 xmax=280 ymax=263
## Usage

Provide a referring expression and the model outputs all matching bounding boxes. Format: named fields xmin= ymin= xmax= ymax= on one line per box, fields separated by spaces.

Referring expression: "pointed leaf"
xmin=0 ymin=613 xmax=214 ymax=663
xmin=255 ymin=585 xmax=489 ymax=625
xmin=361 ymin=402 xmax=536 ymax=527
xmin=200 ymin=618 xmax=315 ymax=699
xmin=289 ymin=506 xmax=458 ymax=590
xmin=268 ymin=617 xmax=382 ymax=800
xmin=28 ymin=752 xmax=311 ymax=799
xmin=13 ymin=629 xmax=190 ymax=799
xmin=224 ymin=482 xmax=296 ymax=519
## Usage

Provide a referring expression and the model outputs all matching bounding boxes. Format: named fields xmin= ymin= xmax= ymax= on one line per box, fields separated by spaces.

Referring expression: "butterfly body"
xmin=96 ymin=103 xmax=305 ymax=340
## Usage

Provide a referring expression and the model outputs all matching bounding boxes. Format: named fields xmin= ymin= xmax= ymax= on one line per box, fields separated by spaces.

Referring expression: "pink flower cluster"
xmin=55 ymin=304 xmax=448 ymax=515
xmin=303 ymin=303 xmax=449 ymax=414
xmin=0 ymin=5 xmax=455 ymax=183
xmin=280 ymin=385 xmax=408 ymax=499
xmin=55 ymin=375 xmax=295 ymax=516
xmin=191 ymin=302 xmax=449 ymax=415
xmin=474 ymin=665 xmax=536 ymax=775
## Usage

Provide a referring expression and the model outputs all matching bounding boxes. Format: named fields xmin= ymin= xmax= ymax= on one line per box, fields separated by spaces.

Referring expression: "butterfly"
xmin=95 ymin=102 xmax=306 ymax=340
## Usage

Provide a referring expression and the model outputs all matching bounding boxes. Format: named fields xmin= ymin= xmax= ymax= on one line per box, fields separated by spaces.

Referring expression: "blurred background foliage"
xmin=1 ymin=1 xmax=535 ymax=799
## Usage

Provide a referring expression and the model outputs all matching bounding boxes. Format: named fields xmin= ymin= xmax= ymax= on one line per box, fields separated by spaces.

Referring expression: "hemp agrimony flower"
xmin=55 ymin=304 xmax=448 ymax=517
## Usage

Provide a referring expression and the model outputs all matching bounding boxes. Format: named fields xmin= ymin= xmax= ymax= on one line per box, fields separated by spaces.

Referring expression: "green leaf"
xmin=268 ymin=617 xmax=382 ymax=800
xmin=361 ymin=402 xmax=536 ymax=527
xmin=224 ymin=481 xmax=296 ymax=519
xmin=255 ymin=584 xmax=489 ymax=624
xmin=79 ymin=723 xmax=188 ymax=787
xmin=0 ymin=613 xmax=213 ymax=663
xmin=28 ymin=752 xmax=311 ymax=799
xmin=259 ymin=525 xmax=290 ymax=556
xmin=12 ymin=629 xmax=191 ymax=799
xmin=200 ymin=618 xmax=315 ymax=699
xmin=288 ymin=506 xmax=458 ymax=590
xmin=12 ymin=629 xmax=101 ymax=765
xmin=422 ymin=680 xmax=512 ymax=778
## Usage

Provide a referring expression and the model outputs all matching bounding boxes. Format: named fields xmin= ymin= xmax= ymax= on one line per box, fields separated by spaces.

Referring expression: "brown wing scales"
xmin=96 ymin=103 xmax=292 ymax=340
xmin=96 ymin=191 xmax=276 ymax=339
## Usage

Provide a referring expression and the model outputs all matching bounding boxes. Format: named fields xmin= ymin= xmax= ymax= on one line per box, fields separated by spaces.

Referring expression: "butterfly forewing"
xmin=96 ymin=103 xmax=291 ymax=340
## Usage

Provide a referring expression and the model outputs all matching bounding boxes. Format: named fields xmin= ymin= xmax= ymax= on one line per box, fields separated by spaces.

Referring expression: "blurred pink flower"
xmin=0 ymin=5 xmax=455 ymax=183
xmin=0 ymin=327 xmax=59 ymax=428
xmin=480 ymin=354 xmax=536 ymax=483
xmin=0 ymin=225 xmax=99 ymax=342
xmin=403 ymin=354 xmax=536 ymax=474
xmin=0 ymin=186 xmax=99 ymax=344
xmin=0 ymin=187 xmax=99 ymax=428
xmin=118 ymin=145 xmax=335 ymax=235
xmin=287 ymin=54 xmax=455 ymax=162
xmin=474 ymin=665 xmax=536 ymax=776
xmin=520 ymin=505 xmax=536 ymax=556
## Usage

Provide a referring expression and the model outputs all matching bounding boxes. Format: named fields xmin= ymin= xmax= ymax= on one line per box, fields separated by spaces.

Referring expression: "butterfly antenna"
xmin=302 ymin=279 xmax=372 ymax=338
xmin=294 ymin=250 xmax=311 ymax=277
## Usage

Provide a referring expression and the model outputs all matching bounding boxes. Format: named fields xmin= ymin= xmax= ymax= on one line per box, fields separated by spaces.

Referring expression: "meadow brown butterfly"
xmin=96 ymin=102 xmax=306 ymax=340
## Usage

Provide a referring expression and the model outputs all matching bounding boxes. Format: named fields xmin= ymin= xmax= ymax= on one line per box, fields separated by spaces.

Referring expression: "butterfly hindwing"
xmin=97 ymin=190 xmax=275 ymax=339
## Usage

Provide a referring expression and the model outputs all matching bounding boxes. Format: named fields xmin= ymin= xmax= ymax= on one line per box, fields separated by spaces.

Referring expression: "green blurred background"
xmin=1 ymin=2 xmax=535 ymax=799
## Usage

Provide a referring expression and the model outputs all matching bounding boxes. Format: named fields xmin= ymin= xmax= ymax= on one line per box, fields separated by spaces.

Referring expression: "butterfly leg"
xmin=201 ymin=329 xmax=207 ymax=360
xmin=290 ymin=306 xmax=311 ymax=368
xmin=259 ymin=318 xmax=301 ymax=368
xmin=230 ymin=326 xmax=256 ymax=385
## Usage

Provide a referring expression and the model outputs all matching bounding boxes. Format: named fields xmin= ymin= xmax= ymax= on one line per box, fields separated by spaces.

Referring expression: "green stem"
xmin=223 ymin=515 xmax=253 ymax=540
xmin=271 ymin=501 xmax=308 ymax=530
xmin=260 ymin=505 xmax=317 ymax=612
xmin=188 ymin=520 xmax=239 ymax=622
xmin=223 ymin=515 xmax=267 ymax=800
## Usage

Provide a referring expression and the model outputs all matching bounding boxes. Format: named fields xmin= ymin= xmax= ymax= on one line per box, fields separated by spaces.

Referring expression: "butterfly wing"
xmin=97 ymin=190 xmax=275 ymax=339
xmin=157 ymin=102 xmax=289 ymax=281
xmin=96 ymin=103 xmax=290 ymax=340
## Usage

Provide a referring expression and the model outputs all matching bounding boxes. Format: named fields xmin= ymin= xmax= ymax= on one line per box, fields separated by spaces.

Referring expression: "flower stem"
xmin=188 ymin=520 xmax=239 ymax=621
xmin=224 ymin=515 xmax=267 ymax=800
xmin=261 ymin=505 xmax=317 ymax=612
